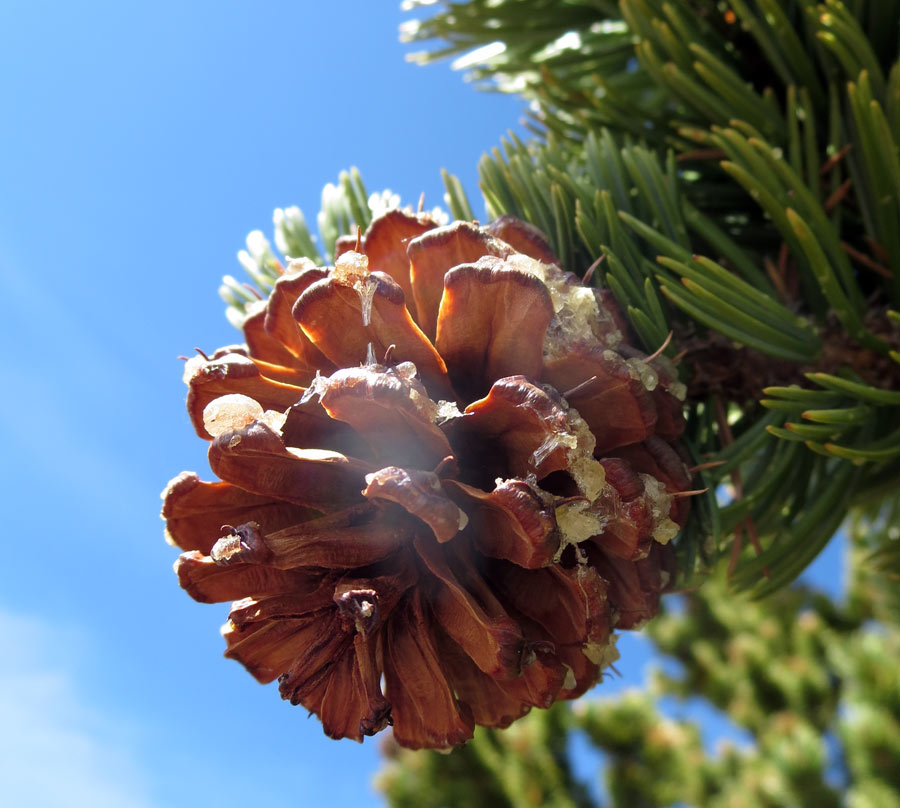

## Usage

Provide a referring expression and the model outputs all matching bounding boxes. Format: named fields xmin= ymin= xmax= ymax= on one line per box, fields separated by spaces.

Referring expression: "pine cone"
xmin=162 ymin=210 xmax=693 ymax=749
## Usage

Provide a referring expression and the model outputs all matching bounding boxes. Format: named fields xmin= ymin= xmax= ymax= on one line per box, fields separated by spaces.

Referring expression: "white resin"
xmin=202 ymin=394 xmax=286 ymax=438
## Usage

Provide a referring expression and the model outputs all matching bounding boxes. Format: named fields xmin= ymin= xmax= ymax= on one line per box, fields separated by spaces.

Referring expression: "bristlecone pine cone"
xmin=162 ymin=210 xmax=694 ymax=749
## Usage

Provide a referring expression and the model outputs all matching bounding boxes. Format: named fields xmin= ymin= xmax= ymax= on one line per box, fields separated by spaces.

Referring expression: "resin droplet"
xmin=299 ymin=371 xmax=328 ymax=405
xmin=203 ymin=394 xmax=264 ymax=436
xmin=393 ymin=361 xmax=418 ymax=380
xmin=584 ymin=634 xmax=619 ymax=669
xmin=639 ymin=474 xmax=679 ymax=544
xmin=505 ymin=253 xmax=623 ymax=358
xmin=555 ymin=500 xmax=608 ymax=549
xmin=357 ymin=278 xmax=378 ymax=326
xmin=333 ymin=250 xmax=379 ymax=326
xmin=626 ymin=358 xmax=659 ymax=391
xmin=202 ymin=394 xmax=286 ymax=437
xmin=434 ymin=399 xmax=463 ymax=424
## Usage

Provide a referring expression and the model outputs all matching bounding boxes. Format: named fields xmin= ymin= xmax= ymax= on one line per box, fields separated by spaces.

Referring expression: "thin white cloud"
xmin=0 ymin=609 xmax=157 ymax=808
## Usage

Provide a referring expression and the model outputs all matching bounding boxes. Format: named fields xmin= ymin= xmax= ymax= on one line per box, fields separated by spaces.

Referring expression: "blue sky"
xmin=0 ymin=2 xmax=845 ymax=806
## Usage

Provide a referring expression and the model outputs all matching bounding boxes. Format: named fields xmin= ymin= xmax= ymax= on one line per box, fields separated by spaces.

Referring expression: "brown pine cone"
xmin=161 ymin=210 xmax=692 ymax=749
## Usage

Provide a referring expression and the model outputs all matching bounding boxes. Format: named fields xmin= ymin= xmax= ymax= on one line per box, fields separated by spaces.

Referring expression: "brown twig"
xmin=841 ymin=241 xmax=893 ymax=278
xmin=715 ymin=396 xmax=769 ymax=578
xmin=864 ymin=237 xmax=890 ymax=263
xmin=676 ymin=149 xmax=726 ymax=162
xmin=823 ymin=178 xmax=852 ymax=213
xmin=764 ymin=255 xmax=790 ymax=303
xmin=819 ymin=143 xmax=852 ymax=176
xmin=728 ymin=522 xmax=744 ymax=576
